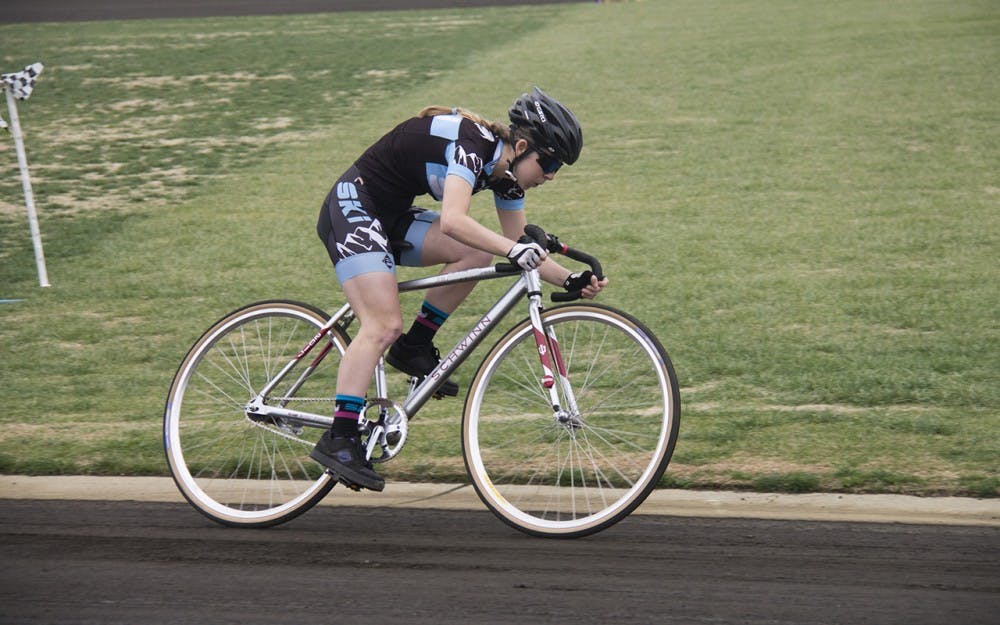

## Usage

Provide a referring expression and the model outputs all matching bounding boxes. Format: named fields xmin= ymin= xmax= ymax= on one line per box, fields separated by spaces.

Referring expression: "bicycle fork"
xmin=524 ymin=273 xmax=583 ymax=427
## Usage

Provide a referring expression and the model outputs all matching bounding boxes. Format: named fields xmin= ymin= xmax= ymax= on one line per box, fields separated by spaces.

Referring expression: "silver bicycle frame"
xmin=245 ymin=265 xmax=555 ymax=429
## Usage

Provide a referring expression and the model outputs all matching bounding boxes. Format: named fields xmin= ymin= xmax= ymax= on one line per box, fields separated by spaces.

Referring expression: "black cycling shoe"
xmin=386 ymin=337 xmax=459 ymax=397
xmin=309 ymin=431 xmax=385 ymax=492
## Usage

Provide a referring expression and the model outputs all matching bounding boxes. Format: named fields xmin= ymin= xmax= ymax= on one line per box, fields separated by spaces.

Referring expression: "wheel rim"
xmin=165 ymin=304 xmax=339 ymax=524
xmin=464 ymin=307 xmax=677 ymax=535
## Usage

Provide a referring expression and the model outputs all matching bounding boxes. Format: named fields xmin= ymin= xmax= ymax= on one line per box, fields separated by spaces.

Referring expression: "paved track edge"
xmin=2 ymin=475 xmax=997 ymax=526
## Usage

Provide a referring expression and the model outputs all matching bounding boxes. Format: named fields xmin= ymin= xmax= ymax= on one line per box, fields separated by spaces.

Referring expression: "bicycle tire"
xmin=462 ymin=303 xmax=680 ymax=538
xmin=163 ymin=300 xmax=345 ymax=527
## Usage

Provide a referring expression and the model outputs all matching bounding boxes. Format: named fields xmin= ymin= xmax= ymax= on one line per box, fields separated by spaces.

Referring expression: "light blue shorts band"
xmin=399 ymin=210 xmax=440 ymax=267
xmin=335 ymin=251 xmax=396 ymax=284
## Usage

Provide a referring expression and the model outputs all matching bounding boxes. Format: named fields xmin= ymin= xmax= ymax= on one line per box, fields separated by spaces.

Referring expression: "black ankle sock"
xmin=331 ymin=394 xmax=364 ymax=438
xmin=404 ymin=300 xmax=449 ymax=345
xmin=331 ymin=418 xmax=358 ymax=438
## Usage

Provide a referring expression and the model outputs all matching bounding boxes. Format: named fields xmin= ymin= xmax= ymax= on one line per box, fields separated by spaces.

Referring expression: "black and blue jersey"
xmin=317 ymin=113 xmax=525 ymax=284
xmin=354 ymin=113 xmax=525 ymax=218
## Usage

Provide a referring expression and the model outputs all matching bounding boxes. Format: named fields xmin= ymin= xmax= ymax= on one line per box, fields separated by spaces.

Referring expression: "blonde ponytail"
xmin=418 ymin=105 xmax=511 ymax=142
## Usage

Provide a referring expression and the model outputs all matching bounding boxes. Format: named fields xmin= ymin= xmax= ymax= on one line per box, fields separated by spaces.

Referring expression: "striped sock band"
xmin=331 ymin=393 xmax=365 ymax=437
xmin=417 ymin=300 xmax=449 ymax=330
xmin=334 ymin=394 xmax=365 ymax=420
xmin=407 ymin=300 xmax=450 ymax=344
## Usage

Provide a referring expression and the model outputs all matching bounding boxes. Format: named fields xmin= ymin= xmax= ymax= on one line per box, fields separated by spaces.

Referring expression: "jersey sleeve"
xmin=430 ymin=115 xmax=524 ymax=209
xmin=491 ymin=178 xmax=525 ymax=211
xmin=446 ymin=142 xmax=485 ymax=188
xmin=443 ymin=117 xmax=495 ymax=188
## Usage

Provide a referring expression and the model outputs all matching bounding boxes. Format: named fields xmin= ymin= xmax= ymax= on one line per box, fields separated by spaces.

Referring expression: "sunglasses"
xmin=533 ymin=149 xmax=563 ymax=175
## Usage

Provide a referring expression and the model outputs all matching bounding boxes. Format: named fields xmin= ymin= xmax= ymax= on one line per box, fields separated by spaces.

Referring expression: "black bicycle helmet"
xmin=508 ymin=87 xmax=583 ymax=165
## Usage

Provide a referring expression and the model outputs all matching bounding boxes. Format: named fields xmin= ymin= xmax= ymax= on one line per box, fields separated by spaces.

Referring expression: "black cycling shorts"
xmin=317 ymin=165 xmax=439 ymax=284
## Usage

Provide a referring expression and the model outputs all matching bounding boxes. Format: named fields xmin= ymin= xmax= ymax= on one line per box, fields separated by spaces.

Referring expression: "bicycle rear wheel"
xmin=462 ymin=304 xmax=680 ymax=538
xmin=164 ymin=300 xmax=345 ymax=527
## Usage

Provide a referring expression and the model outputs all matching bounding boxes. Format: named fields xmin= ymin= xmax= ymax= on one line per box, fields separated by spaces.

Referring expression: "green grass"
xmin=1 ymin=0 xmax=997 ymax=496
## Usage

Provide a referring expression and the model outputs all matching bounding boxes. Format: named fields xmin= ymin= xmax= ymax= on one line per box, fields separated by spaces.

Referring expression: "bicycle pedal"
xmin=324 ymin=468 xmax=356 ymax=491
xmin=329 ymin=471 xmax=363 ymax=492
xmin=434 ymin=380 xmax=460 ymax=399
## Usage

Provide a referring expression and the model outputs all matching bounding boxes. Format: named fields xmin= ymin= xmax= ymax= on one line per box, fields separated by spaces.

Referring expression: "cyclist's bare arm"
xmin=497 ymin=208 xmax=608 ymax=298
xmin=439 ymin=175 xmax=524 ymax=258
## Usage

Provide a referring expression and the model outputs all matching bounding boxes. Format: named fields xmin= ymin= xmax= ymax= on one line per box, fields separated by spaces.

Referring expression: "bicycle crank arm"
xmin=359 ymin=398 xmax=409 ymax=464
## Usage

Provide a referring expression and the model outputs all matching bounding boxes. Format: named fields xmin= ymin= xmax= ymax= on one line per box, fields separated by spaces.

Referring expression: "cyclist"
xmin=310 ymin=87 xmax=608 ymax=491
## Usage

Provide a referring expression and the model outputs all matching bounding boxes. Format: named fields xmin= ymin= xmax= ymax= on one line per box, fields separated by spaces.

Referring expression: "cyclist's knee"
xmin=383 ymin=323 xmax=404 ymax=347
xmin=362 ymin=316 xmax=403 ymax=351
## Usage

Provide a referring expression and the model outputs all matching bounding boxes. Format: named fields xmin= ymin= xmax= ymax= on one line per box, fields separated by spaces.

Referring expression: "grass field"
xmin=1 ymin=0 xmax=997 ymax=495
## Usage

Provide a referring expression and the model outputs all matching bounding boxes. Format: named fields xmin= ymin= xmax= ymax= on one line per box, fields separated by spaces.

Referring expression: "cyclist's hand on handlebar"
xmin=507 ymin=240 xmax=547 ymax=270
xmin=563 ymin=271 xmax=593 ymax=292
xmin=563 ymin=270 xmax=609 ymax=299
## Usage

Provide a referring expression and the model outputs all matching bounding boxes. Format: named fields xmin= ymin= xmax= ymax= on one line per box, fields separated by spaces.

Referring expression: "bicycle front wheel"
xmin=164 ymin=300 xmax=345 ymax=527
xmin=462 ymin=304 xmax=680 ymax=538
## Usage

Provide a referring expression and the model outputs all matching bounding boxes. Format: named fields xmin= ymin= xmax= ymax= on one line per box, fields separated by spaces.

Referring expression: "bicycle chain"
xmin=246 ymin=418 xmax=312 ymax=446
xmin=252 ymin=398 xmax=406 ymax=460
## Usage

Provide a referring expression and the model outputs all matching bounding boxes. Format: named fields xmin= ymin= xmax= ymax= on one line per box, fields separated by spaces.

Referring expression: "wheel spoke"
xmin=164 ymin=303 xmax=343 ymax=527
xmin=464 ymin=305 xmax=679 ymax=537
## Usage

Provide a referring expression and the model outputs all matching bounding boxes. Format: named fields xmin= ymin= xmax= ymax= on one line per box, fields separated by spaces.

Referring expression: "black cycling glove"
xmin=563 ymin=271 xmax=594 ymax=292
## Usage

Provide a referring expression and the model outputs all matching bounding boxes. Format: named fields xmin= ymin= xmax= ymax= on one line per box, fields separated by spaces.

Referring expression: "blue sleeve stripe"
xmin=448 ymin=169 xmax=477 ymax=188
xmin=448 ymin=163 xmax=476 ymax=189
xmin=484 ymin=139 xmax=504 ymax=176
xmin=494 ymin=195 xmax=525 ymax=211
xmin=443 ymin=143 xmax=476 ymax=186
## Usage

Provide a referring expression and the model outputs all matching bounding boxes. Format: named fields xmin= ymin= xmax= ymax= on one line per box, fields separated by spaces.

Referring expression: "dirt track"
xmin=2 ymin=499 xmax=998 ymax=625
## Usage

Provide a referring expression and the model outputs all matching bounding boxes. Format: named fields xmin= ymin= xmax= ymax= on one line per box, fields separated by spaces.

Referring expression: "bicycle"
xmin=163 ymin=225 xmax=681 ymax=538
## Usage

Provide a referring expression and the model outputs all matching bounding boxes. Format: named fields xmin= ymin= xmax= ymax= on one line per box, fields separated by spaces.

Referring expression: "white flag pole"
xmin=4 ymin=83 xmax=49 ymax=287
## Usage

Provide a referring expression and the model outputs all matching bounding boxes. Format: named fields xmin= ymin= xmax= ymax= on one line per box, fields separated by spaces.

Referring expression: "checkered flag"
xmin=2 ymin=62 xmax=44 ymax=101
xmin=3 ymin=61 xmax=51 ymax=285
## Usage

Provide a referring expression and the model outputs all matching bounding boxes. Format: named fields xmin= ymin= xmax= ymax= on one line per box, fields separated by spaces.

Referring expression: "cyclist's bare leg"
xmin=337 ymin=272 xmax=403 ymax=396
xmin=309 ymin=271 xmax=400 ymax=490
xmin=415 ymin=219 xmax=494 ymax=313
xmin=387 ymin=220 xmax=491 ymax=398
